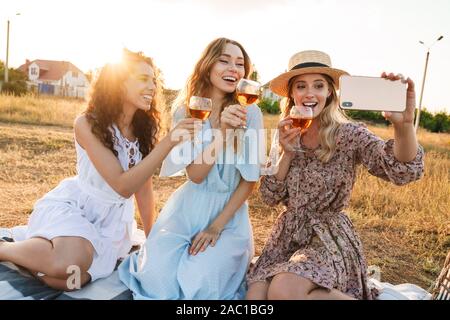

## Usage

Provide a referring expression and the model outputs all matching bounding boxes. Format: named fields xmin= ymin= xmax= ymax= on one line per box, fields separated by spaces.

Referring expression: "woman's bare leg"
xmin=308 ymin=287 xmax=356 ymax=300
xmin=31 ymin=270 xmax=92 ymax=291
xmin=246 ymin=281 xmax=270 ymax=300
xmin=0 ymin=236 xmax=94 ymax=280
xmin=267 ymin=272 xmax=355 ymax=300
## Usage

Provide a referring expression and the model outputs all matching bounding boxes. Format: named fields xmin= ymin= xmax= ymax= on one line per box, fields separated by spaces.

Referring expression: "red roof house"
xmin=18 ymin=59 xmax=89 ymax=98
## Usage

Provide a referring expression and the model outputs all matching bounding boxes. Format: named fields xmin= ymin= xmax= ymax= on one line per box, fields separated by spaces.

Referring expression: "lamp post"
xmin=414 ymin=35 xmax=444 ymax=133
xmin=4 ymin=12 xmax=21 ymax=84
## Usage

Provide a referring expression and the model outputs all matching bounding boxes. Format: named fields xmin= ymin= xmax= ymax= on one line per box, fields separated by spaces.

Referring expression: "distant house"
xmin=261 ymin=82 xmax=281 ymax=102
xmin=18 ymin=59 xmax=89 ymax=98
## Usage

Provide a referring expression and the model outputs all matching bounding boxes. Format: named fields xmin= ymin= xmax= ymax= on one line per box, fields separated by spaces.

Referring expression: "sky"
xmin=1 ymin=0 xmax=449 ymax=113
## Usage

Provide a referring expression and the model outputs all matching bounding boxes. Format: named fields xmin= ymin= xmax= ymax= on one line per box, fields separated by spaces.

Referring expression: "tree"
xmin=258 ymin=98 xmax=280 ymax=114
xmin=432 ymin=112 xmax=450 ymax=133
xmin=250 ymin=64 xmax=259 ymax=82
xmin=0 ymin=60 xmax=28 ymax=96
xmin=418 ymin=108 xmax=435 ymax=131
xmin=345 ymin=110 xmax=389 ymax=125
xmin=419 ymin=108 xmax=450 ymax=133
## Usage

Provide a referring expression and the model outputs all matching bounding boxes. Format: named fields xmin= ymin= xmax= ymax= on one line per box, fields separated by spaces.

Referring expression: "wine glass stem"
xmin=193 ymin=120 xmax=203 ymax=145
xmin=294 ymin=131 xmax=304 ymax=152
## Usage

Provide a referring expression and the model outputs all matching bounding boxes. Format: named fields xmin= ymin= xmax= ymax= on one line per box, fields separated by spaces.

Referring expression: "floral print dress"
xmin=247 ymin=122 xmax=425 ymax=299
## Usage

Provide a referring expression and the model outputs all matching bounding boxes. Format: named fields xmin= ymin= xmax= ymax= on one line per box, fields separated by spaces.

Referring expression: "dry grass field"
xmin=1 ymin=94 xmax=449 ymax=290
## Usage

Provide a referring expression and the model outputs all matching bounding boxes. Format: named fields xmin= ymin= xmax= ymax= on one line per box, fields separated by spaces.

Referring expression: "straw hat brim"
xmin=269 ymin=67 xmax=349 ymax=97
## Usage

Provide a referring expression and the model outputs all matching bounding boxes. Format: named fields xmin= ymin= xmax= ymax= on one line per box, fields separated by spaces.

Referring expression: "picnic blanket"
xmin=0 ymin=226 xmax=140 ymax=300
xmin=366 ymin=265 xmax=431 ymax=300
xmin=0 ymin=228 xmax=432 ymax=300
xmin=368 ymin=278 xmax=431 ymax=300
xmin=0 ymin=261 xmax=132 ymax=300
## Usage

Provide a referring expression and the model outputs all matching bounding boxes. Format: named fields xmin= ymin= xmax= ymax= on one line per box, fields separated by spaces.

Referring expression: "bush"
xmin=0 ymin=60 xmax=28 ymax=96
xmin=419 ymin=109 xmax=435 ymax=130
xmin=431 ymin=112 xmax=450 ymax=133
xmin=258 ymin=98 xmax=280 ymax=114
xmin=345 ymin=107 xmax=450 ymax=133
xmin=418 ymin=108 xmax=450 ymax=133
xmin=345 ymin=110 xmax=389 ymax=125
xmin=1 ymin=80 xmax=28 ymax=96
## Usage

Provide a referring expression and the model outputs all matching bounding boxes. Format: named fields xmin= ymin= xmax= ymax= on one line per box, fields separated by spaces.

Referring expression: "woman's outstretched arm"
xmin=74 ymin=115 xmax=199 ymax=198
xmin=381 ymin=72 xmax=419 ymax=162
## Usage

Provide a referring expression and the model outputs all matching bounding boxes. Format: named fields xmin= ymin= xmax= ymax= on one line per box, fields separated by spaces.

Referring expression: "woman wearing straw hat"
xmin=246 ymin=50 xmax=425 ymax=299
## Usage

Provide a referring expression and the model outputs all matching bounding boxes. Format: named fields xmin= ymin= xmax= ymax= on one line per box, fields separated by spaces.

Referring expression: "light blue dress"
xmin=118 ymin=104 xmax=265 ymax=300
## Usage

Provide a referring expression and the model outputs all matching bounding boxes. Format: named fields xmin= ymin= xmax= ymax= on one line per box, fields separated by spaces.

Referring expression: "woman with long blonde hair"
xmin=119 ymin=37 xmax=264 ymax=299
xmin=246 ymin=50 xmax=425 ymax=300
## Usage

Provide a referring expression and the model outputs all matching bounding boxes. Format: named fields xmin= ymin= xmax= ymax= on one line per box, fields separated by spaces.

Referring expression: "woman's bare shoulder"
xmin=73 ymin=114 xmax=95 ymax=147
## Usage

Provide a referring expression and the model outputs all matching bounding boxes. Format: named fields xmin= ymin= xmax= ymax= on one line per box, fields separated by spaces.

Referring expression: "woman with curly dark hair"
xmin=0 ymin=49 xmax=199 ymax=291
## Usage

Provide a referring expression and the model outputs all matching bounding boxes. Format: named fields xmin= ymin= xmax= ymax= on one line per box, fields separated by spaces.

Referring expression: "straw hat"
xmin=269 ymin=50 xmax=349 ymax=97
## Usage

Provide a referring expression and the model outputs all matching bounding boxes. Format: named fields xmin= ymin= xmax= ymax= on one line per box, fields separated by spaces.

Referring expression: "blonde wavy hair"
xmin=172 ymin=37 xmax=252 ymax=117
xmin=281 ymin=74 xmax=351 ymax=163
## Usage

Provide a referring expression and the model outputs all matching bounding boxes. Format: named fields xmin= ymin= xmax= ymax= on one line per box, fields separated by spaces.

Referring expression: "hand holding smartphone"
xmin=339 ymin=75 xmax=407 ymax=112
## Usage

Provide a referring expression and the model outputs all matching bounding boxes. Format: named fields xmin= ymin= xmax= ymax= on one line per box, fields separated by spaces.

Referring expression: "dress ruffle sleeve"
xmin=349 ymin=123 xmax=425 ymax=186
xmin=259 ymin=174 xmax=288 ymax=206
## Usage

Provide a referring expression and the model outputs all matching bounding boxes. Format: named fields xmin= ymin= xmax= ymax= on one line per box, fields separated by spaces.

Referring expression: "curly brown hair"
xmin=84 ymin=49 xmax=163 ymax=158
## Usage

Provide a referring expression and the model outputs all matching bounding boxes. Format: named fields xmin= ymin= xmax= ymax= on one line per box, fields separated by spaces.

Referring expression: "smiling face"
xmin=123 ymin=61 xmax=156 ymax=111
xmin=209 ymin=43 xmax=246 ymax=95
xmin=290 ymin=73 xmax=332 ymax=118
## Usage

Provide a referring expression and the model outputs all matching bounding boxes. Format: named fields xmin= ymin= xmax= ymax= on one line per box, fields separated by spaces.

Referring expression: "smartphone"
xmin=339 ymin=75 xmax=407 ymax=112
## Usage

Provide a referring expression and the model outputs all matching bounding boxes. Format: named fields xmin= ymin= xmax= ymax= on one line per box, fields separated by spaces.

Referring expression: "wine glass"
xmin=188 ymin=96 xmax=212 ymax=121
xmin=289 ymin=105 xmax=313 ymax=152
xmin=188 ymin=96 xmax=212 ymax=145
xmin=236 ymin=79 xmax=261 ymax=129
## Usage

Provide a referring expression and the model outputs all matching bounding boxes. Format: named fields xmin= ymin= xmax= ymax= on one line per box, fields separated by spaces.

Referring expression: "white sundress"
xmin=11 ymin=124 xmax=142 ymax=282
